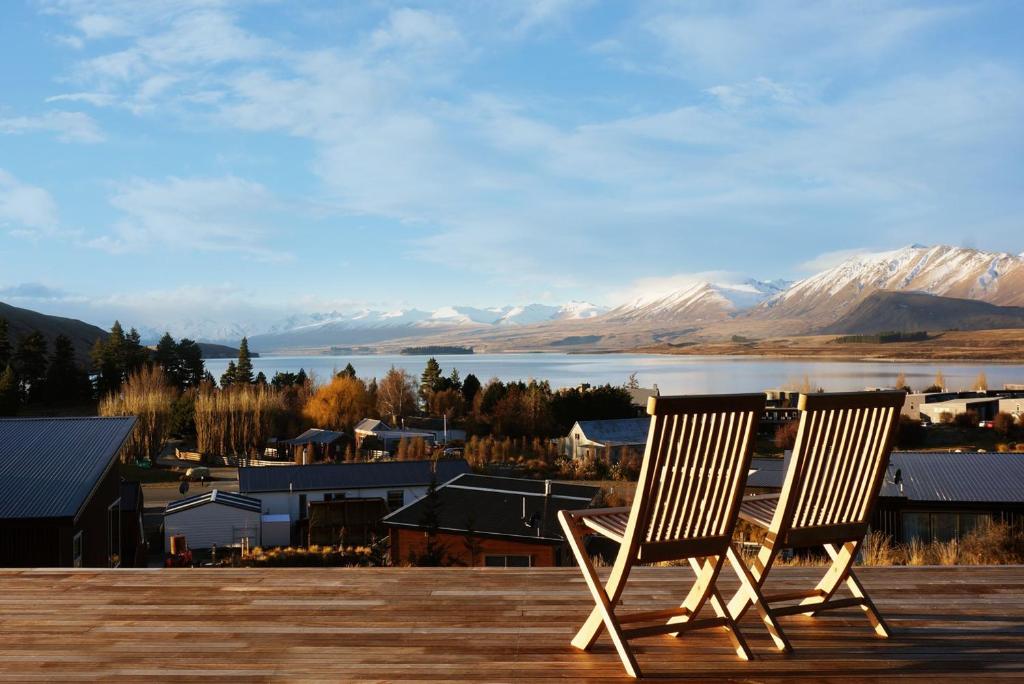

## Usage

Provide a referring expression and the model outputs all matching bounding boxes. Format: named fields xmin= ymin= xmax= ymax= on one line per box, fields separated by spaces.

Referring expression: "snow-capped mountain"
xmin=605 ymin=279 xmax=788 ymax=323
xmin=755 ymin=245 xmax=1024 ymax=325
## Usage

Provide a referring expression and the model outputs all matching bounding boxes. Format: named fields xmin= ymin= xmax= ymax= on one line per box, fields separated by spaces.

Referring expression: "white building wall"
xmin=246 ymin=485 xmax=431 ymax=519
xmin=999 ymin=398 xmax=1024 ymax=417
xmin=164 ymin=503 xmax=261 ymax=552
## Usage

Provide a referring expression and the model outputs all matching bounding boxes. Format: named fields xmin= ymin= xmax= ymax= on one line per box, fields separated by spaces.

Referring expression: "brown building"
xmin=0 ymin=416 xmax=136 ymax=567
xmin=383 ymin=474 xmax=599 ymax=567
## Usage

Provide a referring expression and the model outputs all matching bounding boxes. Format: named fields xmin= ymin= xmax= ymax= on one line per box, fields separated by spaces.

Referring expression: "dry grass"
xmin=242 ymin=544 xmax=379 ymax=567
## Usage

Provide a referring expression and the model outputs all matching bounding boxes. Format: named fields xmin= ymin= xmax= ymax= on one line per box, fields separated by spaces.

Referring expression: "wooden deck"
xmin=0 ymin=566 xmax=1022 ymax=682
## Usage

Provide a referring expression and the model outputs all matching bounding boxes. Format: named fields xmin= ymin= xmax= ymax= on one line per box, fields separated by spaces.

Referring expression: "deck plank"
xmin=0 ymin=566 xmax=1022 ymax=681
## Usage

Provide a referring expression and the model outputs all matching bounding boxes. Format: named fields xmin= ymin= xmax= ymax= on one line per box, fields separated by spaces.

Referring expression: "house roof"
xmin=626 ymin=387 xmax=658 ymax=407
xmin=238 ymin=458 xmax=471 ymax=494
xmin=354 ymin=418 xmax=390 ymax=433
xmin=574 ymin=417 xmax=650 ymax=446
xmin=284 ymin=428 xmax=345 ymax=446
xmin=165 ymin=489 xmax=262 ymax=516
xmin=0 ymin=416 xmax=136 ymax=521
xmin=383 ymin=473 xmax=600 ymax=543
xmin=879 ymin=452 xmax=1024 ymax=503
xmin=746 ymin=457 xmax=787 ymax=489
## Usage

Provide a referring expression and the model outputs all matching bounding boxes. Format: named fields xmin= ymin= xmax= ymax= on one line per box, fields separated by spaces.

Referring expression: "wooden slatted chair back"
xmin=627 ymin=394 xmax=765 ymax=563
xmin=773 ymin=391 xmax=904 ymax=545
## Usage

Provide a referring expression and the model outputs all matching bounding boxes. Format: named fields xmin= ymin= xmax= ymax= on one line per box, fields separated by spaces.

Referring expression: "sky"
xmin=1 ymin=0 xmax=1022 ymax=335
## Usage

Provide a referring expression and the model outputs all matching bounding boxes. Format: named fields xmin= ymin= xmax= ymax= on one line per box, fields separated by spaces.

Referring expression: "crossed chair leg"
xmin=727 ymin=539 xmax=890 ymax=643
xmin=560 ymin=512 xmax=774 ymax=678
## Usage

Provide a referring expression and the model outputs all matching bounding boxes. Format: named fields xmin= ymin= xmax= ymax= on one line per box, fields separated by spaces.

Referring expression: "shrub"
xmin=773 ymin=421 xmax=800 ymax=450
xmin=99 ymin=365 xmax=176 ymax=462
xmin=993 ymin=412 xmax=1016 ymax=437
xmin=952 ymin=411 xmax=978 ymax=428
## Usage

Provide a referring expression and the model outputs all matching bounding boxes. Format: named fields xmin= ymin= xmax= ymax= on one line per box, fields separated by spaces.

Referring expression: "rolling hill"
xmin=0 ymin=301 xmax=107 ymax=364
xmin=820 ymin=291 xmax=1024 ymax=335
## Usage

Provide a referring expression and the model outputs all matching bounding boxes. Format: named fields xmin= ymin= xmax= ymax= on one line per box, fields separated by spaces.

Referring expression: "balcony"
xmin=0 ymin=566 xmax=1021 ymax=680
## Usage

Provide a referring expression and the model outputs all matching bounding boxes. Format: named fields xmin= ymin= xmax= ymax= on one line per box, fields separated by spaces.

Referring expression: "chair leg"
xmin=726 ymin=539 xmax=778 ymax=622
xmin=559 ymin=511 xmax=642 ymax=678
xmin=726 ymin=545 xmax=792 ymax=653
xmin=685 ymin=557 xmax=754 ymax=660
xmin=818 ymin=542 xmax=891 ymax=637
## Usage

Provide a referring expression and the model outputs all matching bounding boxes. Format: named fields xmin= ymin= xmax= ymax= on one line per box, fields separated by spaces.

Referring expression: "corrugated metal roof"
xmin=575 ymin=418 xmax=650 ymax=446
xmin=165 ymin=489 xmax=262 ymax=516
xmin=882 ymin=452 xmax=1024 ymax=503
xmin=0 ymin=417 xmax=136 ymax=520
xmin=238 ymin=458 xmax=470 ymax=494
xmin=283 ymin=428 xmax=345 ymax=446
xmin=354 ymin=418 xmax=389 ymax=433
xmin=383 ymin=473 xmax=600 ymax=542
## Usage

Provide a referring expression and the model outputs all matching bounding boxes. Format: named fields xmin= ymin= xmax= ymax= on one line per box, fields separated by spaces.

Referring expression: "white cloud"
xmin=0 ymin=110 xmax=104 ymax=143
xmin=0 ymin=169 xmax=60 ymax=237
xmin=798 ymin=248 xmax=874 ymax=273
xmin=369 ymin=8 xmax=462 ymax=53
xmin=90 ymin=176 xmax=293 ymax=262
xmin=0 ymin=282 xmax=71 ymax=301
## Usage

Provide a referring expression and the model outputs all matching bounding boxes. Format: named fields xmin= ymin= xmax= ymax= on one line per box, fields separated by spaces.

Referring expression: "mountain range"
xmin=4 ymin=244 xmax=1024 ymax=354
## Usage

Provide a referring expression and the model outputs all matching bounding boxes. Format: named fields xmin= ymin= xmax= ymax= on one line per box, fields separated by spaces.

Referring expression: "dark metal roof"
xmin=0 ymin=417 xmax=136 ymax=520
xmin=574 ymin=418 xmax=650 ymax=446
xmin=880 ymin=452 xmax=1024 ymax=503
xmin=238 ymin=459 xmax=471 ymax=494
xmin=383 ymin=473 xmax=600 ymax=542
xmin=283 ymin=428 xmax=345 ymax=446
xmin=354 ymin=418 xmax=389 ymax=433
xmin=746 ymin=457 xmax=787 ymax=489
xmin=165 ymin=489 xmax=262 ymax=516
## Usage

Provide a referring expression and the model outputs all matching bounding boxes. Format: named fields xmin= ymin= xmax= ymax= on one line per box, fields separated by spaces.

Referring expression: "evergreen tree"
xmin=0 ymin=365 xmax=18 ymax=416
xmin=125 ymin=327 xmax=150 ymax=372
xmin=255 ymin=371 xmax=268 ymax=386
xmin=296 ymin=368 xmax=308 ymax=386
xmin=235 ymin=337 xmax=254 ymax=384
xmin=448 ymin=368 xmax=461 ymax=390
xmin=339 ymin=362 xmax=357 ymax=379
xmin=13 ymin=331 xmax=48 ymax=401
xmin=461 ymin=373 xmax=481 ymax=405
xmin=0 ymin=318 xmax=10 ymax=369
xmin=92 ymin=321 xmax=125 ymax=396
xmin=177 ymin=338 xmax=204 ymax=387
xmin=419 ymin=357 xmax=442 ymax=402
xmin=154 ymin=332 xmax=181 ymax=386
xmin=44 ymin=334 xmax=91 ymax=403
xmin=220 ymin=361 xmax=237 ymax=388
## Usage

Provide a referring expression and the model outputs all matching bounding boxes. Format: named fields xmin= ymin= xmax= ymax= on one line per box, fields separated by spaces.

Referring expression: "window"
xmin=387 ymin=490 xmax=404 ymax=510
xmin=107 ymin=498 xmax=121 ymax=568
xmin=901 ymin=511 xmax=993 ymax=542
xmin=72 ymin=531 xmax=83 ymax=568
xmin=484 ymin=555 xmax=532 ymax=568
xmin=324 ymin=492 xmax=346 ymax=502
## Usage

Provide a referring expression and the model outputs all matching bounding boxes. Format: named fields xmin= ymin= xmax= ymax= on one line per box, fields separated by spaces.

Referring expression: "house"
xmin=383 ymin=473 xmax=600 ymax=567
xmin=353 ymin=418 xmax=441 ymax=453
xmin=283 ymin=428 xmax=346 ymax=464
xmin=918 ymin=397 xmax=999 ymax=423
xmin=163 ymin=489 xmax=263 ymax=552
xmin=400 ymin=417 xmax=468 ymax=445
xmin=873 ymin=451 xmax=1024 ymax=543
xmin=307 ymin=498 xmax=389 ymax=546
xmin=567 ymin=417 xmax=650 ymax=462
xmin=119 ymin=481 xmax=147 ymax=567
xmin=998 ymin=397 xmax=1024 ymax=418
xmin=238 ymin=459 xmax=471 ymax=543
xmin=0 ymin=416 xmax=136 ymax=567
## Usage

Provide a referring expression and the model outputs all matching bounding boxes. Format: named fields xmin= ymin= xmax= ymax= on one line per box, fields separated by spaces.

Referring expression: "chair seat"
xmin=576 ymin=507 xmax=632 ymax=542
xmin=739 ymin=494 xmax=779 ymax=530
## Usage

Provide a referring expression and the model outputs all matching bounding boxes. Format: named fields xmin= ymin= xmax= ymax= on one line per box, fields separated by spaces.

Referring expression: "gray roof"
xmin=627 ymin=387 xmax=658 ymax=407
xmin=747 ymin=457 xmax=787 ymax=489
xmin=354 ymin=418 xmax=390 ymax=433
xmin=383 ymin=473 xmax=600 ymax=542
xmin=880 ymin=452 xmax=1024 ymax=503
xmin=0 ymin=417 xmax=136 ymax=520
xmin=574 ymin=417 xmax=650 ymax=446
xmin=284 ymin=428 xmax=345 ymax=446
xmin=165 ymin=489 xmax=262 ymax=516
xmin=238 ymin=458 xmax=471 ymax=494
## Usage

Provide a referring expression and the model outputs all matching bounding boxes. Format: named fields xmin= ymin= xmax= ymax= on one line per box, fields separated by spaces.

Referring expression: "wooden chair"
xmin=727 ymin=391 xmax=904 ymax=645
xmin=559 ymin=393 xmax=786 ymax=678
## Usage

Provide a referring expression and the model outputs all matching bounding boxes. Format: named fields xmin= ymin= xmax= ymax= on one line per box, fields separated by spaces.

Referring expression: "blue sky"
xmin=1 ymin=0 xmax=1022 ymax=333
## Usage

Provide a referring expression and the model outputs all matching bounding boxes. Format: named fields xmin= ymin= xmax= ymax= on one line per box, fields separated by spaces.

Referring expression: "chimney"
xmin=544 ymin=479 xmax=552 ymax=497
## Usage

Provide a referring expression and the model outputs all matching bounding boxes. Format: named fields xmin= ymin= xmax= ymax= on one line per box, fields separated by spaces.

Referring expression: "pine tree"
xmin=177 ymin=338 xmax=204 ymax=387
xmin=461 ymin=373 xmax=481 ymax=405
xmin=125 ymin=328 xmax=150 ymax=373
xmin=13 ymin=331 xmax=48 ymax=401
xmin=44 ymin=334 xmax=90 ymax=403
xmin=154 ymin=332 xmax=182 ymax=387
xmin=255 ymin=371 xmax=267 ymax=386
xmin=221 ymin=361 xmax=237 ymax=388
xmin=235 ymin=337 xmax=254 ymax=384
xmin=0 ymin=318 xmax=10 ymax=369
xmin=419 ymin=357 xmax=442 ymax=403
xmin=0 ymin=365 xmax=19 ymax=415
xmin=448 ymin=368 xmax=461 ymax=390
xmin=339 ymin=363 xmax=357 ymax=379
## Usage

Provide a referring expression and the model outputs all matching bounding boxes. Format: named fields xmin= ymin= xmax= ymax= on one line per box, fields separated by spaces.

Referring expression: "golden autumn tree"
xmin=303 ymin=374 xmax=372 ymax=432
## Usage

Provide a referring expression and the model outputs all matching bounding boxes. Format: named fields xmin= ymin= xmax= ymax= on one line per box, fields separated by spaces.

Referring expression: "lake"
xmin=203 ymin=353 xmax=1024 ymax=394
